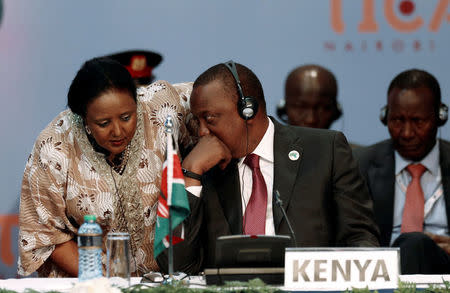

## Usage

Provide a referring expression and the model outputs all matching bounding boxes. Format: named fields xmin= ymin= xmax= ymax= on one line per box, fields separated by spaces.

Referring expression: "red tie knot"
xmin=244 ymin=153 xmax=260 ymax=169
xmin=406 ymin=163 xmax=426 ymax=179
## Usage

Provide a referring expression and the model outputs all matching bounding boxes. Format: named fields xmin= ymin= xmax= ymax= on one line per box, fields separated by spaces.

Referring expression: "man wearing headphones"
xmin=277 ymin=64 xmax=342 ymax=129
xmin=354 ymin=69 xmax=450 ymax=274
xmin=157 ymin=61 xmax=379 ymax=274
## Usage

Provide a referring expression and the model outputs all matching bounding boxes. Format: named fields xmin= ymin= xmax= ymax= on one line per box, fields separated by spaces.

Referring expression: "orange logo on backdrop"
xmin=331 ymin=0 xmax=449 ymax=33
xmin=0 ymin=214 xmax=19 ymax=267
xmin=326 ymin=0 xmax=449 ymax=52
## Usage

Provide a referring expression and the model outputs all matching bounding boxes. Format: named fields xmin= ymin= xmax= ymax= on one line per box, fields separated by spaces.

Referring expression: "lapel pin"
xmin=288 ymin=150 xmax=300 ymax=161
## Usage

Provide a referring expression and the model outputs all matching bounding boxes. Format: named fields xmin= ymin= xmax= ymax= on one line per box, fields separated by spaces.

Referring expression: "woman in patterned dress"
xmin=18 ymin=57 xmax=193 ymax=277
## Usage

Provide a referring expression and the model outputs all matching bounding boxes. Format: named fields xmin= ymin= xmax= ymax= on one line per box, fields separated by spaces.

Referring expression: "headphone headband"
xmin=380 ymin=102 xmax=448 ymax=126
xmin=276 ymin=98 xmax=342 ymax=124
xmin=223 ymin=60 xmax=245 ymax=98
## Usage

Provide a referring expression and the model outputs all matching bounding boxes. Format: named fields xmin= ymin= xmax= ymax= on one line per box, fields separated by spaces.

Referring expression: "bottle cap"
xmin=83 ymin=215 xmax=96 ymax=222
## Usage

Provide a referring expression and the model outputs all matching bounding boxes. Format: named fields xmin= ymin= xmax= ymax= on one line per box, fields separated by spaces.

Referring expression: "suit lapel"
xmin=214 ymin=160 xmax=243 ymax=235
xmin=271 ymin=119 xmax=303 ymax=231
xmin=438 ymin=140 xmax=450 ymax=230
xmin=367 ymin=141 xmax=395 ymax=246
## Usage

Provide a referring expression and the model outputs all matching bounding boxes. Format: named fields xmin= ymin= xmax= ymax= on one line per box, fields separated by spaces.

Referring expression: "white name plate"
xmin=284 ymin=248 xmax=400 ymax=290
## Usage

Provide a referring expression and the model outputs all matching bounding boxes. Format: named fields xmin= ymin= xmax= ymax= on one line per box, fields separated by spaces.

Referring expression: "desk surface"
xmin=0 ymin=275 xmax=449 ymax=292
xmin=0 ymin=277 xmax=140 ymax=292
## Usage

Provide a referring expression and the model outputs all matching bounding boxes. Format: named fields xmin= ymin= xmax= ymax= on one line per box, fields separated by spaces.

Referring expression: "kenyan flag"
xmin=154 ymin=133 xmax=190 ymax=258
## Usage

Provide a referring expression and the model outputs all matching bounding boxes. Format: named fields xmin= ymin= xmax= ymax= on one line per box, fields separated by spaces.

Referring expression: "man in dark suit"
xmin=158 ymin=61 xmax=379 ymax=274
xmin=354 ymin=69 xmax=450 ymax=274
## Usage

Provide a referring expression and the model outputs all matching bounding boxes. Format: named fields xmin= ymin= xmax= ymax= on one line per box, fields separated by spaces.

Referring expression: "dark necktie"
xmin=401 ymin=163 xmax=426 ymax=233
xmin=243 ymin=154 xmax=267 ymax=235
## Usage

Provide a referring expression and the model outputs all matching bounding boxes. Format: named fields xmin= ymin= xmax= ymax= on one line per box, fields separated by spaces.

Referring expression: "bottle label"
xmin=78 ymin=235 xmax=102 ymax=248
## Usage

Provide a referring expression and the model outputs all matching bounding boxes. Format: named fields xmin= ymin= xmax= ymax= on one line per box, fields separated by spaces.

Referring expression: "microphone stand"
xmin=275 ymin=190 xmax=297 ymax=247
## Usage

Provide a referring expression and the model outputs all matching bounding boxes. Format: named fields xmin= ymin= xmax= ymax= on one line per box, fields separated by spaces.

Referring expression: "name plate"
xmin=284 ymin=248 xmax=400 ymax=290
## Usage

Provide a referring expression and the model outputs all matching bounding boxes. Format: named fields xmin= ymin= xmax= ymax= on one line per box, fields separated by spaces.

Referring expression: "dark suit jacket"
xmin=158 ymin=119 xmax=380 ymax=274
xmin=353 ymin=139 xmax=450 ymax=246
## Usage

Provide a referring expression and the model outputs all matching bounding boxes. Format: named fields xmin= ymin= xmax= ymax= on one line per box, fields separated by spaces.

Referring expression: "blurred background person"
xmin=277 ymin=64 xmax=341 ymax=129
xmin=354 ymin=69 xmax=450 ymax=274
xmin=277 ymin=64 xmax=361 ymax=148
xmin=18 ymin=57 xmax=193 ymax=277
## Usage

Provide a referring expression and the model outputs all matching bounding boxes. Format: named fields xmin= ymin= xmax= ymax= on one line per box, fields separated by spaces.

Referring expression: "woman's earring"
xmin=85 ymin=125 xmax=92 ymax=135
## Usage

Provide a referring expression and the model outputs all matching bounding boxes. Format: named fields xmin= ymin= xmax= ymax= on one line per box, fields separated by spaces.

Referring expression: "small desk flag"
xmin=154 ymin=133 xmax=190 ymax=258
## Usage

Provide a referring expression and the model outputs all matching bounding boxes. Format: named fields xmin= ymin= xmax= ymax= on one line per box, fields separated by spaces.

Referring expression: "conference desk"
xmin=0 ymin=275 xmax=449 ymax=292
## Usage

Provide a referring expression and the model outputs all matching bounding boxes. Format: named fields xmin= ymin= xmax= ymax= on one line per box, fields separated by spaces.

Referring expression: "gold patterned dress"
xmin=18 ymin=81 xmax=194 ymax=277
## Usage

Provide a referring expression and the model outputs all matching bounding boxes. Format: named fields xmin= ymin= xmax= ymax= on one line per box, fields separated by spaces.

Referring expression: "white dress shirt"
xmin=237 ymin=118 xmax=275 ymax=235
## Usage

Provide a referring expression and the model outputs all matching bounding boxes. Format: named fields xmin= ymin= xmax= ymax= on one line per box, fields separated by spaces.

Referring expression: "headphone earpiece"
xmin=380 ymin=105 xmax=388 ymax=125
xmin=276 ymin=98 xmax=288 ymax=123
xmin=438 ymin=103 xmax=448 ymax=126
xmin=223 ymin=60 xmax=259 ymax=120
xmin=334 ymin=101 xmax=343 ymax=121
xmin=238 ymin=96 xmax=258 ymax=120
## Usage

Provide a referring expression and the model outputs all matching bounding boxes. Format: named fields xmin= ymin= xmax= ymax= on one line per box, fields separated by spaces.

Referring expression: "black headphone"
xmin=223 ymin=60 xmax=259 ymax=120
xmin=276 ymin=98 xmax=342 ymax=124
xmin=380 ymin=103 xmax=449 ymax=126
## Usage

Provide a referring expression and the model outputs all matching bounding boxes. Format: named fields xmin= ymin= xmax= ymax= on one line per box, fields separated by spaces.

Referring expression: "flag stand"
xmin=168 ymin=210 xmax=174 ymax=274
xmin=165 ymin=115 xmax=175 ymax=284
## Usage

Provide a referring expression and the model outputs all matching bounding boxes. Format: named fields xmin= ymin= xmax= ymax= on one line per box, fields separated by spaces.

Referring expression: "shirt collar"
xmin=238 ymin=117 xmax=274 ymax=166
xmin=395 ymin=140 xmax=440 ymax=175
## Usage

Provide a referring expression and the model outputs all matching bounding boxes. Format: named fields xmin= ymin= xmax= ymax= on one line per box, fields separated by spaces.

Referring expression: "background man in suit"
xmin=354 ymin=69 xmax=450 ymax=274
xmin=158 ymin=61 xmax=379 ymax=274
xmin=277 ymin=64 xmax=342 ymax=129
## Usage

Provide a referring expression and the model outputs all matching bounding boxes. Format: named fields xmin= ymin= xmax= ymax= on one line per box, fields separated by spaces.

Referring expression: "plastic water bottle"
xmin=78 ymin=215 xmax=103 ymax=281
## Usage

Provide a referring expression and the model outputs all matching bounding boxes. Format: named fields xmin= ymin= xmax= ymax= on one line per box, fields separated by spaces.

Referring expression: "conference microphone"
xmin=274 ymin=190 xmax=297 ymax=247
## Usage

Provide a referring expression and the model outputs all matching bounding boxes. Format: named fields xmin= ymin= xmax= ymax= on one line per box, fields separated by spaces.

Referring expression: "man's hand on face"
xmin=181 ymin=135 xmax=232 ymax=186
xmin=425 ymin=232 xmax=450 ymax=255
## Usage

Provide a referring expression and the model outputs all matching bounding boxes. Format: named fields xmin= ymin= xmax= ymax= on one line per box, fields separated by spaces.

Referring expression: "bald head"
xmin=285 ymin=65 xmax=337 ymax=97
xmin=284 ymin=65 xmax=339 ymax=129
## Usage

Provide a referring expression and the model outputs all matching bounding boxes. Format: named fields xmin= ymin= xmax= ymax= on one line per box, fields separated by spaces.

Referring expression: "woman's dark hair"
xmin=67 ymin=57 xmax=137 ymax=117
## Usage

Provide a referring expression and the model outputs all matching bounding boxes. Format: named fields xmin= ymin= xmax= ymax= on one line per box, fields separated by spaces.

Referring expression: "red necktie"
xmin=401 ymin=163 xmax=427 ymax=233
xmin=243 ymin=154 xmax=267 ymax=235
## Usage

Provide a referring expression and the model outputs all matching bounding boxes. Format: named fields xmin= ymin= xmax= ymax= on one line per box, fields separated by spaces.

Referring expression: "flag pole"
xmin=164 ymin=115 xmax=174 ymax=280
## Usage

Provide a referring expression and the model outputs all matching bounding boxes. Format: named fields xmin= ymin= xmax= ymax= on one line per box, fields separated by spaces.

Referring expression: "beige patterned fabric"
xmin=18 ymin=81 xmax=194 ymax=277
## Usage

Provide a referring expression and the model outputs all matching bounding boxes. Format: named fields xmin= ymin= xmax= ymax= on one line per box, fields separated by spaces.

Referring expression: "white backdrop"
xmin=0 ymin=0 xmax=449 ymax=277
